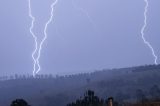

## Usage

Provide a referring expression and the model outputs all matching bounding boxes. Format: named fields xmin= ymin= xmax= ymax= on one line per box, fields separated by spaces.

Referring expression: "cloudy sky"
xmin=0 ymin=0 xmax=160 ymax=76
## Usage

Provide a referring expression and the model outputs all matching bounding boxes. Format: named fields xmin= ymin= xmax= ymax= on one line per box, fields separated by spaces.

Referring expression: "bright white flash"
xmin=36 ymin=0 xmax=58 ymax=74
xmin=28 ymin=0 xmax=58 ymax=77
xmin=141 ymin=0 xmax=158 ymax=65
xmin=28 ymin=0 xmax=38 ymax=77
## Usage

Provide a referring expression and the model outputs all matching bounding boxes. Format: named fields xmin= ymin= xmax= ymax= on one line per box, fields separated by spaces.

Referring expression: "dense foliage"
xmin=67 ymin=90 xmax=106 ymax=106
xmin=10 ymin=99 xmax=30 ymax=106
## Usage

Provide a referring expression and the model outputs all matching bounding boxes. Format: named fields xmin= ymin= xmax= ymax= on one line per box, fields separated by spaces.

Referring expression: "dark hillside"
xmin=0 ymin=64 xmax=160 ymax=106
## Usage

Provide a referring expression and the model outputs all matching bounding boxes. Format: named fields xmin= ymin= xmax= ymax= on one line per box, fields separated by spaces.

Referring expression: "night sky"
xmin=0 ymin=0 xmax=160 ymax=76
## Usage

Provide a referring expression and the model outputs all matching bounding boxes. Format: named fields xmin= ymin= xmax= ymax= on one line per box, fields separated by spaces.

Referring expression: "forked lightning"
xmin=28 ymin=0 xmax=58 ymax=77
xmin=28 ymin=0 xmax=158 ymax=77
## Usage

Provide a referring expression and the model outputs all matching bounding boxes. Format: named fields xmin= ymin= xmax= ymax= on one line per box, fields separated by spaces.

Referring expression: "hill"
xmin=0 ymin=64 xmax=160 ymax=106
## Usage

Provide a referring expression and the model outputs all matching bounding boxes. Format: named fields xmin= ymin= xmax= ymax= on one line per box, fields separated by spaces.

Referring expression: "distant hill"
xmin=0 ymin=64 xmax=160 ymax=106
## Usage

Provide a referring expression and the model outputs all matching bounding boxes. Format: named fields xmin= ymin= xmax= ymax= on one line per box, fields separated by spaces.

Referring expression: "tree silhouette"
xmin=10 ymin=99 xmax=30 ymax=106
xmin=149 ymin=85 xmax=160 ymax=100
xmin=67 ymin=90 xmax=106 ymax=106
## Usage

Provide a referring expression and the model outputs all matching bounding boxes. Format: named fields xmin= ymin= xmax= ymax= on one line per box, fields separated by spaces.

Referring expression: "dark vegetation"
xmin=10 ymin=99 xmax=30 ymax=106
xmin=67 ymin=90 xmax=118 ymax=106
xmin=0 ymin=64 xmax=160 ymax=106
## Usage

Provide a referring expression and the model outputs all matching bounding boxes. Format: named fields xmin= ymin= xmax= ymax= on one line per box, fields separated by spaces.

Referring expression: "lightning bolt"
xmin=71 ymin=0 xmax=96 ymax=29
xmin=141 ymin=0 xmax=158 ymax=65
xmin=36 ymin=0 xmax=58 ymax=75
xmin=28 ymin=0 xmax=38 ymax=77
xmin=28 ymin=0 xmax=58 ymax=77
